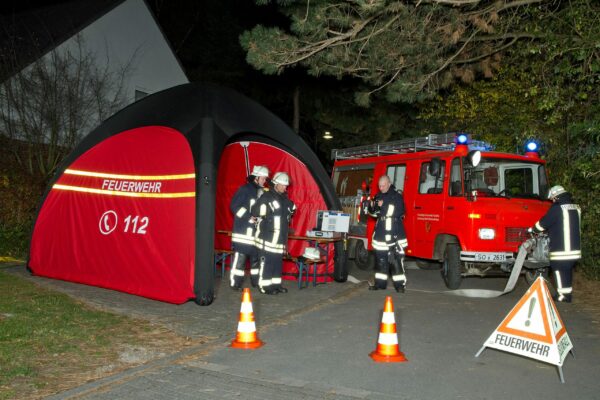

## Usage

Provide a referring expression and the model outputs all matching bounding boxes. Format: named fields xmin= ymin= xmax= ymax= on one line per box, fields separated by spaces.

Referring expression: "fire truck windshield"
xmin=465 ymin=157 xmax=548 ymax=200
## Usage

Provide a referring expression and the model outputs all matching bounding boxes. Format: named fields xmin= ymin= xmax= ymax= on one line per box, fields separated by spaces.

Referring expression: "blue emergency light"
xmin=524 ymin=139 xmax=542 ymax=158
xmin=456 ymin=134 xmax=469 ymax=145
xmin=526 ymin=141 xmax=538 ymax=152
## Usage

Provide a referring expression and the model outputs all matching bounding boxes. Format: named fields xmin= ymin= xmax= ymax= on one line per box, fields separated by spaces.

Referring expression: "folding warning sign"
xmin=475 ymin=276 xmax=573 ymax=383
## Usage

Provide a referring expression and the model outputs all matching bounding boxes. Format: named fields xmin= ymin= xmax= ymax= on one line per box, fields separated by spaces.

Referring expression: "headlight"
xmin=478 ymin=228 xmax=495 ymax=240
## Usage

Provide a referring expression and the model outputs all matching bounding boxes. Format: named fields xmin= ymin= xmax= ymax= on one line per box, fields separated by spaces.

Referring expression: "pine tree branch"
xmin=462 ymin=32 xmax=541 ymax=42
xmin=277 ymin=14 xmax=378 ymax=67
xmin=417 ymin=0 xmax=546 ymax=8
xmin=416 ymin=29 xmax=480 ymax=90
xmin=464 ymin=0 xmax=547 ymax=16
xmin=453 ymin=36 xmax=520 ymax=64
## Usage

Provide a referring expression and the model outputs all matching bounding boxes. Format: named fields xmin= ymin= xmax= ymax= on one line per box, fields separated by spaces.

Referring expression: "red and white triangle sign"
xmin=478 ymin=276 xmax=573 ymax=366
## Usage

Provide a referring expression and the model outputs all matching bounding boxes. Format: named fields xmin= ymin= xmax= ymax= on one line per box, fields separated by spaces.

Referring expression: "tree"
xmin=419 ymin=0 xmax=600 ymax=277
xmin=0 ymin=35 xmax=133 ymax=184
xmin=241 ymin=0 xmax=551 ymax=106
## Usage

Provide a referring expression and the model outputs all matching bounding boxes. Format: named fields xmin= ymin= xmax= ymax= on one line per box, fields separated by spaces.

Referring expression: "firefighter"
xmin=367 ymin=175 xmax=408 ymax=292
xmin=252 ymin=172 xmax=296 ymax=295
xmin=530 ymin=185 xmax=581 ymax=303
xmin=229 ymin=165 xmax=270 ymax=290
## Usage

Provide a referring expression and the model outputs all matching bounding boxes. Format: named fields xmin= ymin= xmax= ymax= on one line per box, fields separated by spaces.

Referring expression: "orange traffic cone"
xmin=370 ymin=296 xmax=407 ymax=362
xmin=231 ymin=288 xmax=264 ymax=349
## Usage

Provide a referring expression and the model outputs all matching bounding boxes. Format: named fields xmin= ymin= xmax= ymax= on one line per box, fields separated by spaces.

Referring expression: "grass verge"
xmin=0 ymin=268 xmax=194 ymax=400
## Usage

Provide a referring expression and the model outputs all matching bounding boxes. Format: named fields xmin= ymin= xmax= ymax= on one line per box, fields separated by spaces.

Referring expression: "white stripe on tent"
xmin=53 ymin=184 xmax=195 ymax=198
xmin=64 ymin=168 xmax=195 ymax=180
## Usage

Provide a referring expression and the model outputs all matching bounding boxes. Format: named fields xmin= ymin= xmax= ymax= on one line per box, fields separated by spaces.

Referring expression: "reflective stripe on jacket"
xmin=533 ymin=195 xmax=581 ymax=261
xmin=230 ymin=181 xmax=262 ymax=246
xmin=251 ymin=188 xmax=295 ymax=253
xmin=368 ymin=186 xmax=407 ymax=250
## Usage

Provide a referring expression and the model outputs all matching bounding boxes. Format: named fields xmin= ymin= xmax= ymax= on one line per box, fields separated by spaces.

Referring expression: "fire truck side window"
xmin=332 ymin=167 xmax=374 ymax=197
xmin=449 ymin=158 xmax=463 ymax=196
xmin=386 ymin=164 xmax=406 ymax=192
xmin=419 ymin=161 xmax=445 ymax=194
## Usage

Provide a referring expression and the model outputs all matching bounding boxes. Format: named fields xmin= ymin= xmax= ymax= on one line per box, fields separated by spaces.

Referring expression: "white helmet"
xmin=548 ymin=185 xmax=566 ymax=199
xmin=272 ymin=172 xmax=290 ymax=186
xmin=251 ymin=165 xmax=269 ymax=178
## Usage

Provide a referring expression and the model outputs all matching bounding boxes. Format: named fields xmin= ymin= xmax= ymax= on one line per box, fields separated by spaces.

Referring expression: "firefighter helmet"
xmin=548 ymin=185 xmax=566 ymax=200
xmin=272 ymin=172 xmax=290 ymax=186
xmin=251 ymin=165 xmax=270 ymax=178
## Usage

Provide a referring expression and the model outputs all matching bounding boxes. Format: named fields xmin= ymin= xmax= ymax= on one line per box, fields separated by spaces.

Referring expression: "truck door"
xmin=443 ymin=157 xmax=464 ymax=245
xmin=411 ymin=159 xmax=446 ymax=258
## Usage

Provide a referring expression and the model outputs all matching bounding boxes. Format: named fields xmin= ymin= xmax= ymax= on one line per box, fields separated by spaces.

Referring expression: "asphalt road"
xmin=8 ymin=261 xmax=600 ymax=400
xmin=195 ymin=263 xmax=600 ymax=400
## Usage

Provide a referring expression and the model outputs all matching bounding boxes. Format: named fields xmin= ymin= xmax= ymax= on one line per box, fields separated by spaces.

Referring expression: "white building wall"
xmin=1 ymin=0 xmax=189 ymax=145
xmin=58 ymin=0 xmax=188 ymax=103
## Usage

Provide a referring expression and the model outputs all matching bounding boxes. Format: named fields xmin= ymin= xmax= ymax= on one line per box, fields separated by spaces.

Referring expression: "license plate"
xmin=474 ymin=253 xmax=507 ymax=262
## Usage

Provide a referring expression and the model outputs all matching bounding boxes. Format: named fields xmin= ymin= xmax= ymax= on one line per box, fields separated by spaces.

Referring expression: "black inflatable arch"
xmin=29 ymin=83 xmax=346 ymax=305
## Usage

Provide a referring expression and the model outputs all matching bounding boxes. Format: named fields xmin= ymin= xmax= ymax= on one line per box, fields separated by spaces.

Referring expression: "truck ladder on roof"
xmin=331 ymin=133 xmax=490 ymax=160
xmin=331 ymin=133 xmax=457 ymax=160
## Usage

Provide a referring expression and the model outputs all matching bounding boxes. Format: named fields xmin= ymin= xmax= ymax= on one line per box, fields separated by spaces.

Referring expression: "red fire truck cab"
xmin=331 ymin=133 xmax=551 ymax=289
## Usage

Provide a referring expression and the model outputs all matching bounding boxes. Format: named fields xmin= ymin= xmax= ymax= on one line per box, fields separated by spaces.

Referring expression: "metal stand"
xmin=474 ymin=346 xmax=486 ymax=358
xmin=557 ymin=366 xmax=565 ymax=383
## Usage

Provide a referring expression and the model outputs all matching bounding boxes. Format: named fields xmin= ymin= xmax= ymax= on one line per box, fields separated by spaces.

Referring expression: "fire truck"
xmin=331 ymin=133 xmax=551 ymax=289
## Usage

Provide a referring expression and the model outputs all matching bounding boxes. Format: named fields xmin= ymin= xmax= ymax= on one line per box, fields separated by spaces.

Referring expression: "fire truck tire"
xmin=524 ymin=267 xmax=549 ymax=285
xmin=354 ymin=240 xmax=375 ymax=271
xmin=442 ymin=244 xmax=462 ymax=289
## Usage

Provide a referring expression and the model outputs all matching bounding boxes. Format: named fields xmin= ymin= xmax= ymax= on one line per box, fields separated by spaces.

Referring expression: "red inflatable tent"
xmin=28 ymin=83 xmax=346 ymax=305
xmin=215 ymin=141 xmax=337 ymax=282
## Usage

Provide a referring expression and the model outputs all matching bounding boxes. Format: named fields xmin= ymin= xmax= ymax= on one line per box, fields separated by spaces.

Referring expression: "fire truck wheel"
xmin=524 ymin=267 xmax=549 ymax=285
xmin=354 ymin=240 xmax=375 ymax=270
xmin=442 ymin=244 xmax=462 ymax=289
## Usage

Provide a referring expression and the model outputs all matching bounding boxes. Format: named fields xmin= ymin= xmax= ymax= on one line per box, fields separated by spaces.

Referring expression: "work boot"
xmin=276 ymin=286 xmax=288 ymax=293
xmin=554 ymin=293 xmax=572 ymax=303
xmin=394 ymin=283 xmax=406 ymax=293
xmin=259 ymin=287 xmax=278 ymax=295
xmin=368 ymin=282 xmax=386 ymax=291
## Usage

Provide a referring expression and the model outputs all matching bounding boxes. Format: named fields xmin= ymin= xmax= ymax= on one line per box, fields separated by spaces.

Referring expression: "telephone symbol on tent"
xmin=99 ymin=210 xmax=118 ymax=235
